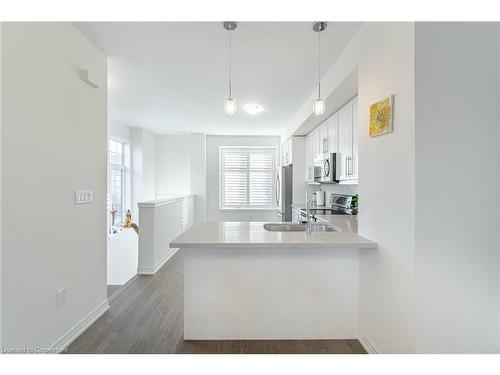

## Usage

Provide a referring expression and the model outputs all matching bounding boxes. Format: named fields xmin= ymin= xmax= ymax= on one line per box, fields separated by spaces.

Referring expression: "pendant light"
xmin=223 ymin=21 xmax=237 ymax=115
xmin=313 ymin=22 xmax=327 ymax=116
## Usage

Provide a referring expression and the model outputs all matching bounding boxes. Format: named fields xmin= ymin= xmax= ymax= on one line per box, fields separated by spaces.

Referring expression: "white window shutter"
xmin=220 ymin=148 xmax=276 ymax=209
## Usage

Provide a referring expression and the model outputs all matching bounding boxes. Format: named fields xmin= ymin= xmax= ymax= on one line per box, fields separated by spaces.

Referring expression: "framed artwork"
xmin=369 ymin=95 xmax=394 ymax=137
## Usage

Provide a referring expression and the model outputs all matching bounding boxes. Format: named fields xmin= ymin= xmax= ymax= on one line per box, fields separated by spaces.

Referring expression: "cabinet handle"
xmin=345 ymin=156 xmax=348 ymax=177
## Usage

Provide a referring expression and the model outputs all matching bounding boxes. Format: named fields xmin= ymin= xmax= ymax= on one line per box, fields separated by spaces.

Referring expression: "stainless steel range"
xmin=296 ymin=194 xmax=356 ymax=223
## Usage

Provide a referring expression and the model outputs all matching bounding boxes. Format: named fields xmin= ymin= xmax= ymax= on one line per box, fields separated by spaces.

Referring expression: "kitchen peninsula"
xmin=171 ymin=219 xmax=376 ymax=340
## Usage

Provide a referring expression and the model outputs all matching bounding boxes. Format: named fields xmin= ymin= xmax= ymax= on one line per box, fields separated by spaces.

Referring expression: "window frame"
xmin=218 ymin=146 xmax=278 ymax=210
xmin=108 ymin=136 xmax=131 ymax=235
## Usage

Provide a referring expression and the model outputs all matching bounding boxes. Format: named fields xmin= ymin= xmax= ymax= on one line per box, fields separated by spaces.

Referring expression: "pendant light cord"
xmin=318 ymin=28 xmax=321 ymax=99
xmin=229 ymin=29 xmax=232 ymax=99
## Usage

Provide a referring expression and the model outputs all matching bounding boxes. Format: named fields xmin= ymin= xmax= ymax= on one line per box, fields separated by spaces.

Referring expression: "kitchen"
xmin=1 ymin=18 xmax=500 ymax=360
xmin=171 ymin=91 xmax=370 ymax=342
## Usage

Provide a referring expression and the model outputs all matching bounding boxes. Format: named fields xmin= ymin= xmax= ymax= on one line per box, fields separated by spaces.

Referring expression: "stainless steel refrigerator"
xmin=276 ymin=164 xmax=293 ymax=222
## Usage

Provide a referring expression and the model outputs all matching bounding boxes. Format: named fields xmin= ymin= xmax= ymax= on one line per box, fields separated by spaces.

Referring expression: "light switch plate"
xmin=74 ymin=190 xmax=93 ymax=205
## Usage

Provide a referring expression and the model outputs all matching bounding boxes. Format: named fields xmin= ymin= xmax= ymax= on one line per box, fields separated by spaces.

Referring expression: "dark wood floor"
xmin=67 ymin=251 xmax=366 ymax=354
xmin=107 ymin=285 xmax=121 ymax=298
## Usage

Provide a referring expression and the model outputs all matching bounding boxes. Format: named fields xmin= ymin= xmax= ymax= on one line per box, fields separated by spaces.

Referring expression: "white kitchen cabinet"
xmin=350 ymin=97 xmax=359 ymax=180
xmin=337 ymin=102 xmax=352 ymax=180
xmin=304 ymin=134 xmax=313 ymax=181
xmin=282 ymin=139 xmax=291 ymax=165
xmin=337 ymin=97 xmax=358 ymax=182
xmin=311 ymin=127 xmax=320 ymax=162
xmin=327 ymin=113 xmax=339 ymax=154
xmin=303 ymin=96 xmax=358 ymax=184
xmin=319 ymin=122 xmax=329 ymax=156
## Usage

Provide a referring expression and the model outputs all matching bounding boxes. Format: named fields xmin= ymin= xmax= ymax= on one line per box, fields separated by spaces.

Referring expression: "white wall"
xmin=1 ymin=23 xmax=107 ymax=348
xmin=0 ymin=22 xmax=3 ymax=348
xmin=130 ymin=127 xmax=157 ymax=222
xmin=156 ymin=134 xmax=191 ymax=196
xmin=190 ymin=133 xmax=207 ymax=223
xmin=206 ymin=135 xmax=281 ymax=222
xmin=355 ymin=23 xmax=416 ymax=354
xmin=107 ymin=229 xmax=138 ymax=285
xmin=414 ymin=23 xmax=499 ymax=353
xmin=142 ymin=129 xmax=157 ymax=201
xmin=109 ymin=119 xmax=131 ymax=140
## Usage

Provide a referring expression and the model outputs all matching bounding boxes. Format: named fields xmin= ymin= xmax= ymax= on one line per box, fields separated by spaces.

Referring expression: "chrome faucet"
xmin=305 ymin=189 xmax=311 ymax=234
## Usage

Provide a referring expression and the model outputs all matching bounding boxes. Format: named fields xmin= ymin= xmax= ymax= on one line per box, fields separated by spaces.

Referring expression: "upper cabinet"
xmin=319 ymin=122 xmax=329 ymax=156
xmin=311 ymin=127 xmax=321 ymax=162
xmin=304 ymin=134 xmax=313 ymax=181
xmin=327 ymin=113 xmax=339 ymax=154
xmin=303 ymin=96 xmax=358 ymax=184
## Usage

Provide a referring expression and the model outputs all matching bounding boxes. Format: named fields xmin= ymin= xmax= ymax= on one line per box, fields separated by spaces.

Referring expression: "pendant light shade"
xmin=225 ymin=98 xmax=236 ymax=115
xmin=313 ymin=98 xmax=326 ymax=116
xmin=223 ymin=21 xmax=237 ymax=115
xmin=312 ymin=22 xmax=327 ymax=116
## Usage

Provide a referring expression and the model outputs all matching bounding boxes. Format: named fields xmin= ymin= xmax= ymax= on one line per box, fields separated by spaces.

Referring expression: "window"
xmin=109 ymin=139 xmax=129 ymax=233
xmin=219 ymin=147 xmax=277 ymax=209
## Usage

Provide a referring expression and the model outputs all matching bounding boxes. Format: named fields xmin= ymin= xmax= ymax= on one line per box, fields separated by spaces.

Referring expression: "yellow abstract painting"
xmin=369 ymin=95 xmax=393 ymax=137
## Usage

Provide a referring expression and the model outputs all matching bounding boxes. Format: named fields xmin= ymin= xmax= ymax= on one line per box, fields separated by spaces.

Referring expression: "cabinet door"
xmin=319 ymin=122 xmax=328 ymax=156
xmin=311 ymin=127 xmax=320 ymax=161
xmin=337 ymin=102 xmax=353 ymax=180
xmin=328 ymin=113 xmax=339 ymax=154
xmin=304 ymin=134 xmax=312 ymax=181
xmin=282 ymin=139 xmax=291 ymax=165
xmin=351 ymin=97 xmax=358 ymax=180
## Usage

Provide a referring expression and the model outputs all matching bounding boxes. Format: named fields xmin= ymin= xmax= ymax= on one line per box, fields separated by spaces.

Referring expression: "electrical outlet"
xmin=74 ymin=190 xmax=93 ymax=205
xmin=56 ymin=287 xmax=67 ymax=308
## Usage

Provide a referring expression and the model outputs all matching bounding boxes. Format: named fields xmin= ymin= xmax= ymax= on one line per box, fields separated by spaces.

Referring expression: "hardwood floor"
xmin=67 ymin=250 xmax=366 ymax=354
xmin=106 ymin=285 xmax=121 ymax=298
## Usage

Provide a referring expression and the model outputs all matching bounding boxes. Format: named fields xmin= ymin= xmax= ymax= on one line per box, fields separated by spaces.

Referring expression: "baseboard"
xmin=51 ymin=299 xmax=109 ymax=353
xmin=137 ymin=248 xmax=179 ymax=275
xmin=359 ymin=330 xmax=380 ymax=354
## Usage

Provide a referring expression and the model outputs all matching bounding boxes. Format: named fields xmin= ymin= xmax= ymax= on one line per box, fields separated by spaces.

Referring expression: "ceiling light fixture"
xmin=223 ymin=21 xmax=237 ymax=115
xmin=243 ymin=103 xmax=264 ymax=115
xmin=312 ymin=22 xmax=327 ymax=116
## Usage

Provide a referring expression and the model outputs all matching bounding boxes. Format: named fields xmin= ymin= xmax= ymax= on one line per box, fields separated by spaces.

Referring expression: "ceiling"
xmin=75 ymin=22 xmax=362 ymax=135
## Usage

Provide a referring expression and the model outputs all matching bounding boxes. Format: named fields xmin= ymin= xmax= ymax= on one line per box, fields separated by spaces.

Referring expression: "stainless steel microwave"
xmin=320 ymin=153 xmax=340 ymax=183
xmin=313 ymin=160 xmax=323 ymax=182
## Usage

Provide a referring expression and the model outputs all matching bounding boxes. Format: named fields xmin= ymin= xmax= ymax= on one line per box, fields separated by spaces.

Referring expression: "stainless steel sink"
xmin=263 ymin=223 xmax=338 ymax=232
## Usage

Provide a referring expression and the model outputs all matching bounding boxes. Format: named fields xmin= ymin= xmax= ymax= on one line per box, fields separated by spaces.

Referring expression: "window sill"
xmin=219 ymin=207 xmax=278 ymax=212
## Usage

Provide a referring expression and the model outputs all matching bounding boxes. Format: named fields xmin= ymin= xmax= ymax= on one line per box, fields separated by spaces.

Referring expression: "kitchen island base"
xmin=184 ymin=247 xmax=359 ymax=340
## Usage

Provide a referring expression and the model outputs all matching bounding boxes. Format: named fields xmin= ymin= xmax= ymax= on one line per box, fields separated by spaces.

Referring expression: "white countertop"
xmin=170 ymin=219 xmax=376 ymax=249
xmin=315 ymin=214 xmax=358 ymax=233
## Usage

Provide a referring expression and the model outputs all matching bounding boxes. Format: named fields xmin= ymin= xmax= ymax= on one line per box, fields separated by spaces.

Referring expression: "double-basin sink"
xmin=263 ymin=223 xmax=338 ymax=232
